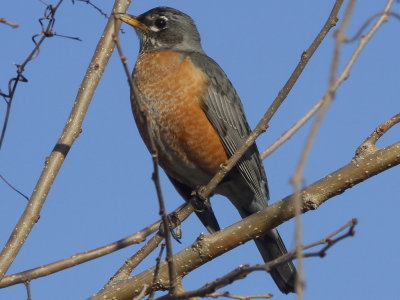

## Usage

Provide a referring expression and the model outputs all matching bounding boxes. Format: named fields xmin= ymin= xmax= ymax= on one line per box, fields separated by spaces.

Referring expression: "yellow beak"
xmin=120 ymin=14 xmax=150 ymax=32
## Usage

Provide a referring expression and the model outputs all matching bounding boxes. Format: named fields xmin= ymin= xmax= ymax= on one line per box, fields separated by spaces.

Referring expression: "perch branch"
xmin=89 ymin=129 xmax=399 ymax=299
xmin=156 ymin=219 xmax=357 ymax=300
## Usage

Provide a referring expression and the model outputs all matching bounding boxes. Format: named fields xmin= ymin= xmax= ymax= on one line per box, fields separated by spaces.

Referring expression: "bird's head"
xmin=120 ymin=7 xmax=204 ymax=53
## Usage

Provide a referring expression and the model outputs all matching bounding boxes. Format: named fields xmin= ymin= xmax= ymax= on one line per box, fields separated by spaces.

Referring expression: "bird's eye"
xmin=154 ymin=18 xmax=167 ymax=29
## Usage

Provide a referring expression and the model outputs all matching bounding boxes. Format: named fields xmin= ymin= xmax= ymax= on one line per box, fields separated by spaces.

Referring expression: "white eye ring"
xmin=150 ymin=15 xmax=168 ymax=32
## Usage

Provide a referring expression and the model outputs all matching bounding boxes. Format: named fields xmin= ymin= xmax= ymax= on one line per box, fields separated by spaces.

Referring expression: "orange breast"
xmin=134 ymin=51 xmax=228 ymax=177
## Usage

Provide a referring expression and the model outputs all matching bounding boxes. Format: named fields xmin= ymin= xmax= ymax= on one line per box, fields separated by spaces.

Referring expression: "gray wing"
xmin=190 ymin=54 xmax=298 ymax=292
xmin=189 ymin=52 xmax=269 ymax=209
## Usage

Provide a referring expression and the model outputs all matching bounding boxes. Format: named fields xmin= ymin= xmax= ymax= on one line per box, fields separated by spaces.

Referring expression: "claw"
xmin=159 ymin=212 xmax=182 ymax=243
xmin=169 ymin=212 xmax=182 ymax=243
xmin=190 ymin=185 xmax=211 ymax=212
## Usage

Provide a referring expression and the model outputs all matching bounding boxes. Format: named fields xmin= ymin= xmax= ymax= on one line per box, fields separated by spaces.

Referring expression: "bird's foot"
xmin=190 ymin=186 xmax=211 ymax=212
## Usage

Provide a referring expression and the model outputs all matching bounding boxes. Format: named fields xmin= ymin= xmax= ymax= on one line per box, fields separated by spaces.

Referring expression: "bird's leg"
xmin=190 ymin=185 xmax=211 ymax=212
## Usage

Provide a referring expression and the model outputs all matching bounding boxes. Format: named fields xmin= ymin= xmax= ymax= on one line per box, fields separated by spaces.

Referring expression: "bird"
xmin=120 ymin=7 xmax=297 ymax=294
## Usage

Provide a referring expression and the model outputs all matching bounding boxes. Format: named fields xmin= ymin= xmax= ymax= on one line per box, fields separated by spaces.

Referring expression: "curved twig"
xmin=113 ymin=12 xmax=178 ymax=293
xmin=355 ymin=113 xmax=400 ymax=158
xmin=0 ymin=203 xmax=191 ymax=288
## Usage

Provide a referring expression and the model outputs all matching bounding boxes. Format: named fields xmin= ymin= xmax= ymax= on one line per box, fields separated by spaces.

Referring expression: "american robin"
xmin=120 ymin=7 xmax=297 ymax=294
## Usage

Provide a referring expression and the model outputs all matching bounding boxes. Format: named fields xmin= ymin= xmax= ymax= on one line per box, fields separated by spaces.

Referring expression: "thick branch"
xmin=0 ymin=0 xmax=132 ymax=281
xmin=156 ymin=219 xmax=357 ymax=300
xmin=89 ymin=141 xmax=400 ymax=300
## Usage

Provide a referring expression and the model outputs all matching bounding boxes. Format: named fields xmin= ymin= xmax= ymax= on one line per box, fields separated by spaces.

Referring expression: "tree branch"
xmin=0 ymin=17 xmax=19 ymax=28
xmin=0 ymin=0 xmax=132 ymax=281
xmin=155 ymin=219 xmax=357 ymax=300
xmin=356 ymin=113 xmax=400 ymax=158
xmin=113 ymin=14 xmax=178 ymax=293
xmin=292 ymin=1 xmax=356 ymax=296
xmin=197 ymin=0 xmax=344 ymax=201
xmin=89 ymin=129 xmax=399 ymax=299
xmin=0 ymin=203 xmax=192 ymax=288
xmin=259 ymin=99 xmax=323 ymax=159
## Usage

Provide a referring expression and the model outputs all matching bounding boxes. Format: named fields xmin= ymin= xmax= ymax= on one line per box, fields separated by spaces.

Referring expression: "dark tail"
xmin=254 ymin=228 xmax=297 ymax=294
xmin=219 ymin=175 xmax=297 ymax=293
xmin=169 ymin=175 xmax=296 ymax=292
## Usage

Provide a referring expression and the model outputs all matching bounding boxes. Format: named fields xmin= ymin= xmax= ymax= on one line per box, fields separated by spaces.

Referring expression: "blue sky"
xmin=1 ymin=1 xmax=399 ymax=299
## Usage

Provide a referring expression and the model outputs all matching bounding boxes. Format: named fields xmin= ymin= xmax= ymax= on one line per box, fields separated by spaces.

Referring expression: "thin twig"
xmin=113 ymin=13 xmax=178 ymax=294
xmin=303 ymin=220 xmax=357 ymax=258
xmin=0 ymin=0 xmax=131 ymax=282
xmin=206 ymin=292 xmax=273 ymax=299
xmin=1 ymin=1 xmax=82 ymax=149
xmin=151 ymin=153 xmax=178 ymax=295
xmin=197 ymin=0 xmax=344 ymax=203
xmin=267 ymin=218 xmax=357 ymax=266
xmin=73 ymin=0 xmax=108 ymax=18
xmin=0 ymin=1 xmax=63 ymax=151
xmin=291 ymin=0 xmax=395 ymax=193
xmin=149 ymin=243 xmax=166 ymax=300
xmin=38 ymin=0 xmax=50 ymax=6
xmin=292 ymin=0 xmax=395 ymax=271
xmin=330 ymin=0 xmax=357 ymax=88
xmin=291 ymin=0 xmax=368 ymax=297
xmin=0 ymin=17 xmax=19 ymax=28
xmin=52 ymin=32 xmax=82 ymax=41
xmin=107 ymin=233 xmax=164 ymax=286
xmin=103 ymin=208 xmax=191 ymax=289
xmin=259 ymin=99 xmax=323 ymax=159
xmin=291 ymin=1 xmax=353 ymax=297
xmin=0 ymin=203 xmax=191 ymax=288
xmin=292 ymin=0 xmax=356 ymax=183
xmin=0 ymin=174 xmax=29 ymax=201
xmin=345 ymin=11 xmax=400 ymax=43
xmin=330 ymin=0 xmax=395 ymax=93
xmin=302 ymin=218 xmax=357 ymax=251
xmin=102 ymin=209 xmax=190 ymax=289
xmin=0 ymin=220 xmax=156 ymax=287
